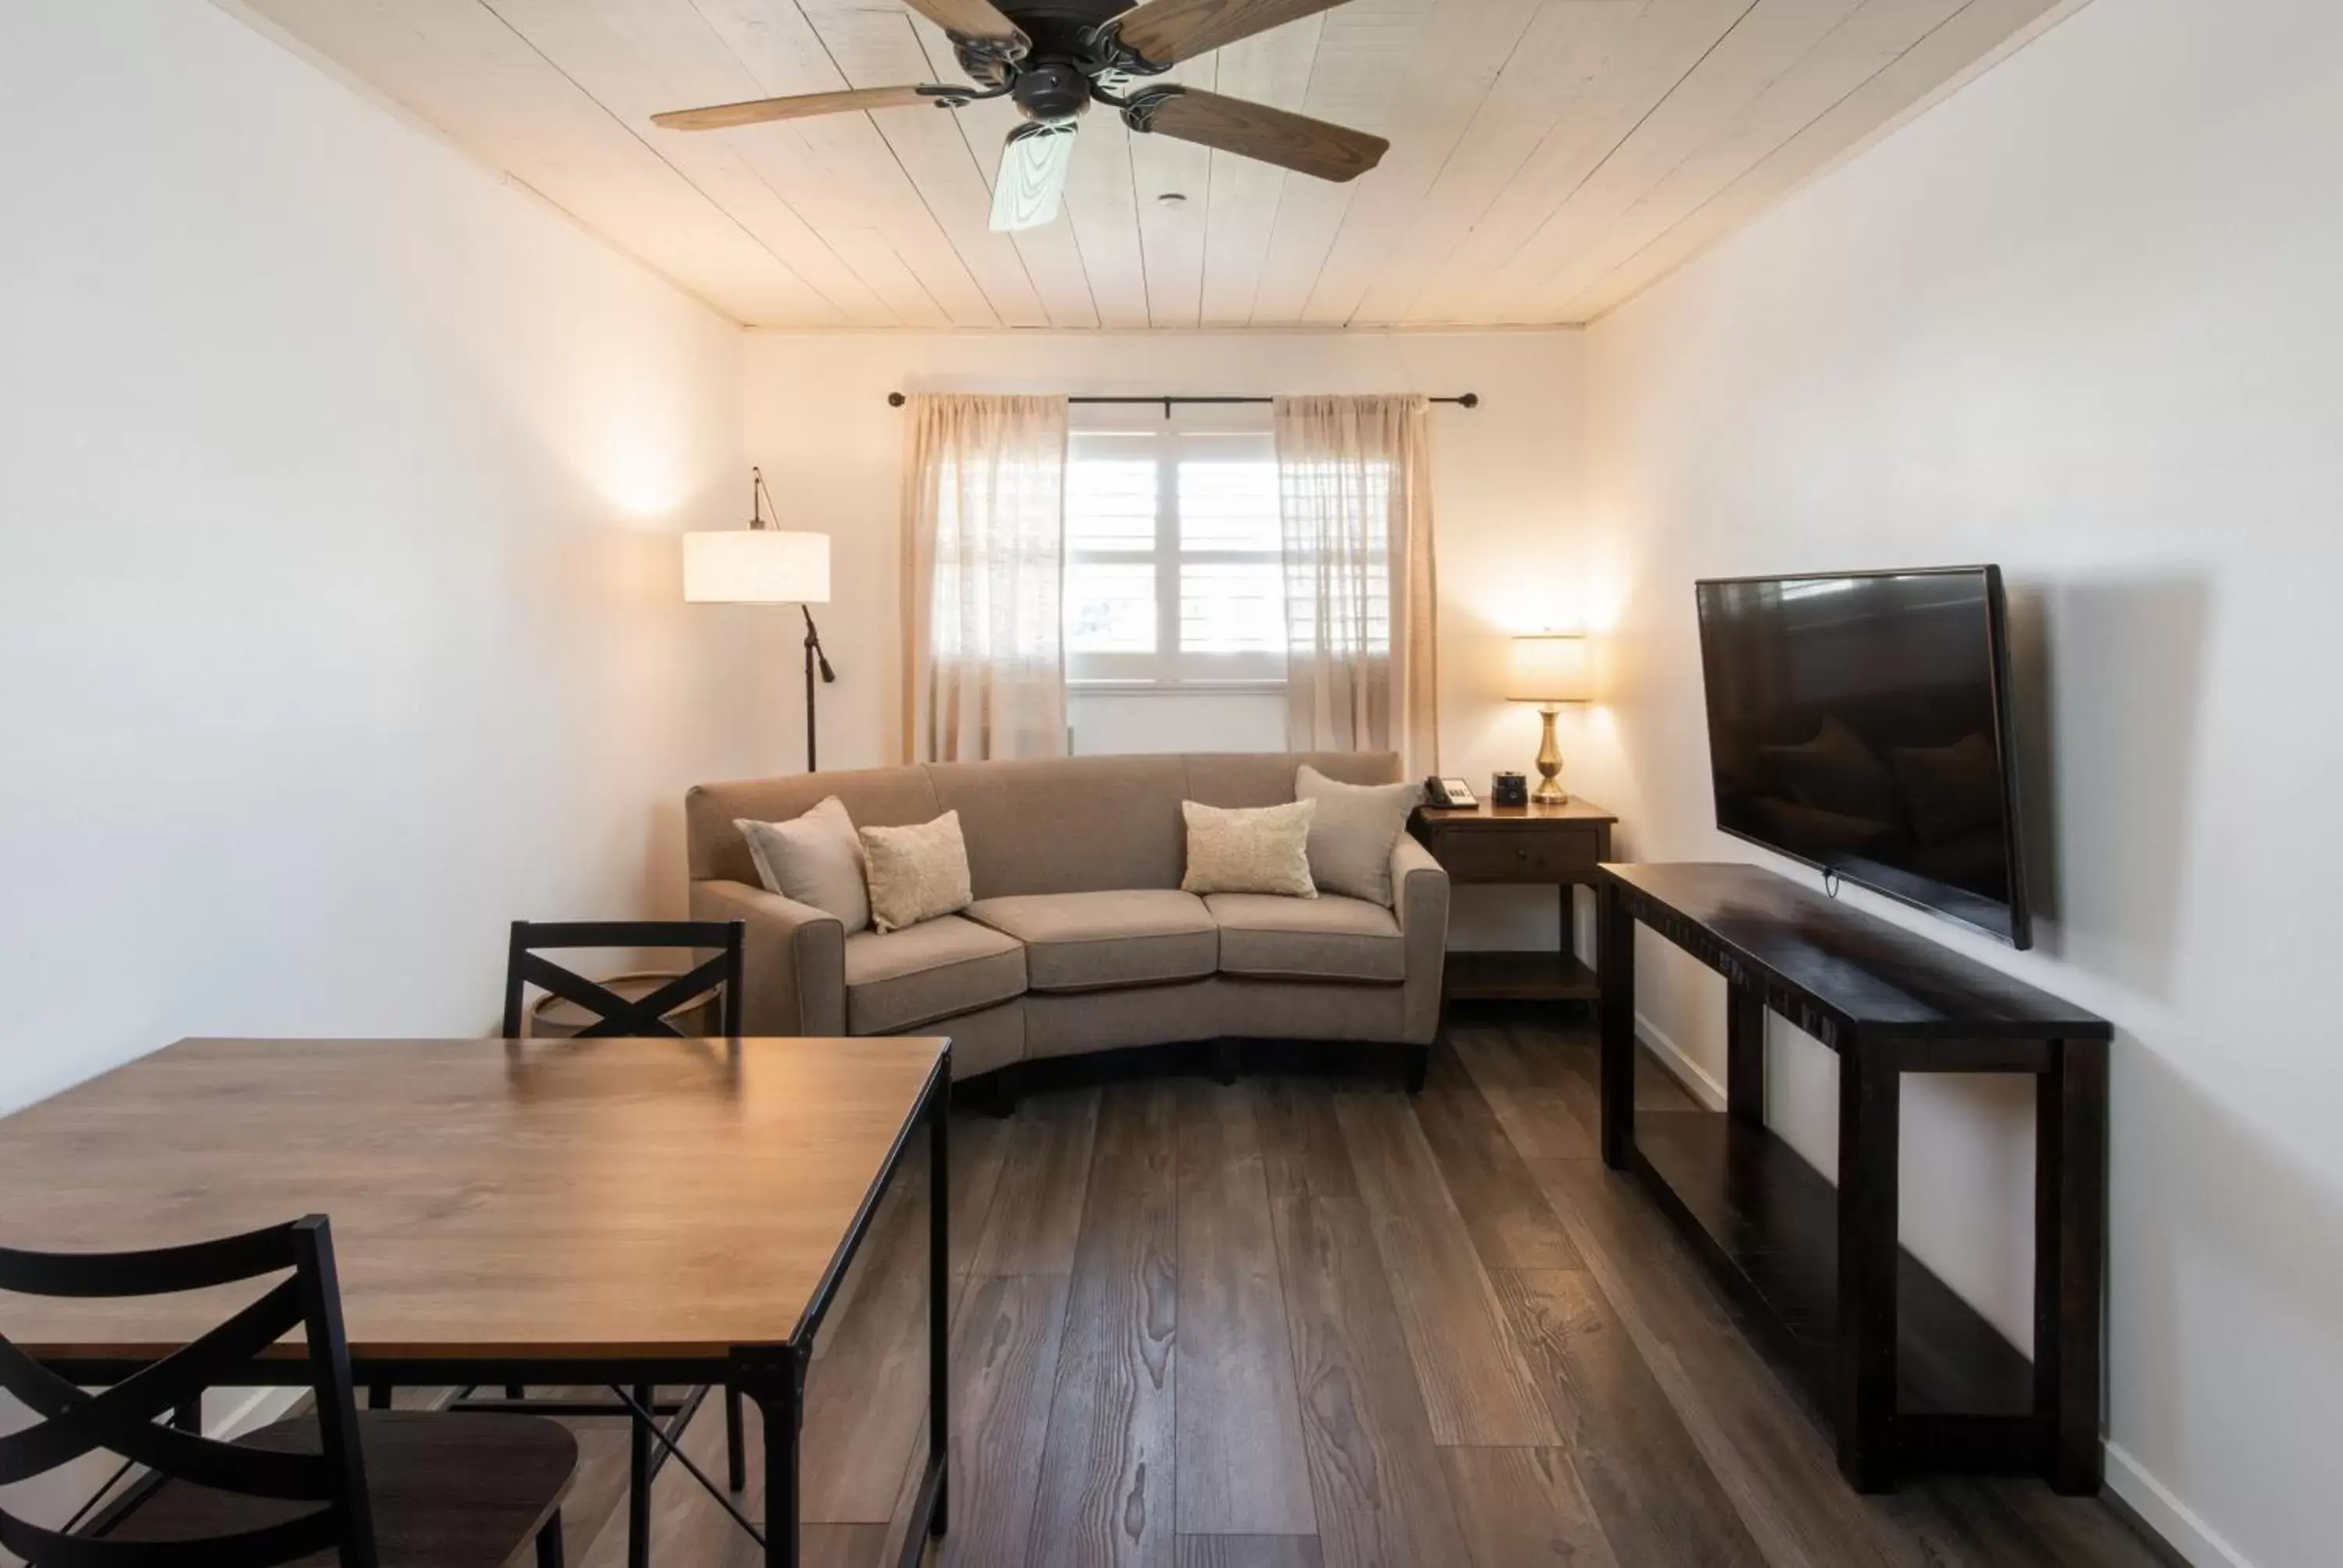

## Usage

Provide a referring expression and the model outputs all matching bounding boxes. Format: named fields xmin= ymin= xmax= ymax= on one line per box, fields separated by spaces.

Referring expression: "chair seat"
xmin=844 ymin=914 xmax=1027 ymax=1033
xmin=1207 ymin=893 xmax=1407 ymax=984
xmin=106 ymin=1409 xmax=576 ymax=1568
xmin=967 ymin=889 xmax=1218 ymax=993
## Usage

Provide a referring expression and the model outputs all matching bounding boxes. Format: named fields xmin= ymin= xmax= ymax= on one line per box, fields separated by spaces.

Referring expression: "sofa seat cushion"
xmin=843 ymin=916 xmax=1026 ymax=1035
xmin=966 ymin=890 xmax=1218 ymax=994
xmin=1207 ymin=893 xmax=1406 ymax=985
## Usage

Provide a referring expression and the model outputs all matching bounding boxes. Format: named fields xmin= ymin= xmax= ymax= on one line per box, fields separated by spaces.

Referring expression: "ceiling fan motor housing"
xmin=1012 ymin=61 xmax=1094 ymax=121
xmin=952 ymin=1 xmax=1164 ymax=88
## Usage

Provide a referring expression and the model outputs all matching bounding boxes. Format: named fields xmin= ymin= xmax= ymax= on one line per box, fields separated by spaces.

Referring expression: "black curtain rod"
xmin=885 ymin=392 xmax=1479 ymax=409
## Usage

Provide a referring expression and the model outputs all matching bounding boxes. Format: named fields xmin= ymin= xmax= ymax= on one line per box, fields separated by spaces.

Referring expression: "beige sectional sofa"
xmin=685 ymin=751 xmax=1450 ymax=1092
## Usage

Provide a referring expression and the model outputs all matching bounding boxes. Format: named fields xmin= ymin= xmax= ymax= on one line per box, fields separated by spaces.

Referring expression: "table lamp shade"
xmin=683 ymin=529 xmax=830 ymax=604
xmin=1509 ymin=633 xmax=1591 ymax=704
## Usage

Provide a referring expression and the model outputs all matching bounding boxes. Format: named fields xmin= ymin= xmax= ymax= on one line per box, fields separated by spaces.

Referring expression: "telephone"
xmin=1423 ymin=776 xmax=1478 ymax=809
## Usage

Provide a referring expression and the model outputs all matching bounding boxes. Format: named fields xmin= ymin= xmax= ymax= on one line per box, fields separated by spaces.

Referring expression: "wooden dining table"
xmin=0 ymin=1033 xmax=952 ymax=1568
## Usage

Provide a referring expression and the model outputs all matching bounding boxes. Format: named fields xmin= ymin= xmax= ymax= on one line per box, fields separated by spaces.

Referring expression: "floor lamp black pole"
xmin=801 ymin=604 xmax=835 ymax=774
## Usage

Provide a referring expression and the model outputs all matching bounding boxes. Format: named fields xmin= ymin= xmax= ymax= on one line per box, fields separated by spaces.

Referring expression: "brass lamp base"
xmin=1532 ymin=703 xmax=1568 ymax=804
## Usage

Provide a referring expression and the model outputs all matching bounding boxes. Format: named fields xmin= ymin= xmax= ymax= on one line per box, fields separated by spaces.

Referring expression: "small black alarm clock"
xmin=1491 ymin=772 xmax=1529 ymax=807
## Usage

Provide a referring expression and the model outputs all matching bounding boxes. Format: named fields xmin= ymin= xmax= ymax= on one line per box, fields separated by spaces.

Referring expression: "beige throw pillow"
xmin=1296 ymin=765 xmax=1423 ymax=907
xmin=860 ymin=811 xmax=975 ymax=933
xmin=1181 ymin=800 xmax=1318 ymax=898
xmin=736 ymin=796 xmax=869 ymax=934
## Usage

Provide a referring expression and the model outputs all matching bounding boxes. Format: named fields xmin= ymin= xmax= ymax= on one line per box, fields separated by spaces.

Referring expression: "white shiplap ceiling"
xmin=226 ymin=0 xmax=2067 ymax=329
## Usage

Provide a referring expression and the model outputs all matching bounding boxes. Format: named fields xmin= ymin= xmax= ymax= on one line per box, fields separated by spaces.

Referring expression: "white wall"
xmin=740 ymin=329 xmax=1593 ymax=950
xmin=0 ymin=0 xmax=755 ymax=1123
xmin=1578 ymin=1 xmax=2343 ymax=1563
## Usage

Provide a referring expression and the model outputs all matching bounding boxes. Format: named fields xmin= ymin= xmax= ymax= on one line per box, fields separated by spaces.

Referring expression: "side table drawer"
xmin=1428 ymin=826 xmax=1607 ymax=884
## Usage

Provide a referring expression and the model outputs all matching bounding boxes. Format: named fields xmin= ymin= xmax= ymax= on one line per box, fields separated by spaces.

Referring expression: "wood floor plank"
xmin=1270 ymin=1192 xmax=1473 ymax=1568
xmin=801 ymin=1523 xmax=890 ymax=1568
xmin=1175 ymin=1079 xmax=1318 ymax=1537
xmin=1333 ymin=1089 xmax=1560 ymax=1446
xmin=1030 ymin=1082 xmax=1180 ymax=1568
xmin=1412 ymin=1046 xmax=1585 ymax=1269
xmin=1439 ymin=1445 xmax=1620 ymax=1568
xmin=949 ymin=1109 xmax=1014 ymax=1282
xmin=970 ymin=1086 xmax=1100 ymax=1276
xmin=1254 ymin=1074 xmax=1362 ymax=1205
xmin=1175 ymin=1535 xmax=1326 ymax=1568
xmin=1491 ymin=1267 xmax=1767 ymax=1567
xmin=1449 ymin=1019 xmax=1596 ymax=1160
xmin=942 ymin=1273 xmax=1075 ymax=1568
xmin=803 ymin=1152 xmax=934 ymax=1522
xmin=1529 ymin=1152 xmax=1935 ymax=1568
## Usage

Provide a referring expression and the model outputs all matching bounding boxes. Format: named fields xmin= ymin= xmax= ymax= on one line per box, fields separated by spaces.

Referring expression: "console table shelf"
xmin=1440 ymin=949 xmax=1599 ymax=1002
xmin=1636 ymin=1110 xmax=2036 ymax=1437
xmin=1596 ymin=861 xmax=2112 ymax=1495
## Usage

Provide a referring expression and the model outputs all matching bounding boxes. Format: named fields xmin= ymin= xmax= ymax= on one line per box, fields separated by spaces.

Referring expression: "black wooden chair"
xmin=0 ymin=1215 xmax=573 ymax=1568
xmin=499 ymin=919 xmax=747 ymax=1041
xmin=477 ymin=919 xmax=747 ymax=1568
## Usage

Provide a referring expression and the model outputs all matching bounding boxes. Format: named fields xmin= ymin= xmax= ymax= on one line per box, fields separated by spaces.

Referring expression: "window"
xmin=1065 ymin=409 xmax=1286 ymax=686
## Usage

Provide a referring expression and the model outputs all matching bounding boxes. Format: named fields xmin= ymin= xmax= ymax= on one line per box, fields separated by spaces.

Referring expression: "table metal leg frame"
xmin=728 ymin=1073 xmax=951 ymax=1568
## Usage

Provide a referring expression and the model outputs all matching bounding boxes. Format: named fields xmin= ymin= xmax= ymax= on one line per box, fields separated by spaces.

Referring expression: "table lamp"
xmin=685 ymin=469 xmax=836 ymax=772
xmin=1508 ymin=633 xmax=1592 ymax=804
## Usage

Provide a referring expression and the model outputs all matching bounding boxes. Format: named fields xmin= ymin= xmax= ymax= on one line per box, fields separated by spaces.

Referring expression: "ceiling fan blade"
xmin=991 ymin=123 xmax=1077 ymax=233
xmin=1105 ymin=0 xmax=1356 ymax=67
xmin=900 ymin=0 xmax=1030 ymax=50
xmin=653 ymin=85 xmax=952 ymax=130
xmin=1124 ymin=87 xmax=1386 ymax=183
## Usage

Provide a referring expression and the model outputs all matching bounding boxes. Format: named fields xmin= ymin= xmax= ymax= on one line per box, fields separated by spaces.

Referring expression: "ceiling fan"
xmin=651 ymin=0 xmax=1387 ymax=233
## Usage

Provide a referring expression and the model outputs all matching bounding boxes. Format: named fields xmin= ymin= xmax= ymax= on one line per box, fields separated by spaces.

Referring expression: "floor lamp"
xmin=684 ymin=470 xmax=836 ymax=772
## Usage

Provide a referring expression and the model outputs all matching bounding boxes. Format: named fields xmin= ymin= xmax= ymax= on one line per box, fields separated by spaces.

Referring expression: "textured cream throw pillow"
xmin=736 ymin=796 xmax=870 ymax=933
xmin=860 ymin=811 xmax=975 ymax=933
xmin=1181 ymin=799 xmax=1318 ymax=898
xmin=1296 ymin=765 xmax=1424 ymax=907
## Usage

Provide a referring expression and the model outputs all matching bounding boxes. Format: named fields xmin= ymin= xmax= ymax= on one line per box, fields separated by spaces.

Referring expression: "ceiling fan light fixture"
xmin=992 ymin=121 xmax=1078 ymax=233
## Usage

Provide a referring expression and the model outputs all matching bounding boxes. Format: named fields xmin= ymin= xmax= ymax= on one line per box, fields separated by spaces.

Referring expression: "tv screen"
xmin=1695 ymin=566 xmax=2033 ymax=948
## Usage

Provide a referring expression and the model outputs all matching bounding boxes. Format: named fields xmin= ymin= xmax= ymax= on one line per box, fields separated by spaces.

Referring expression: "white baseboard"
xmin=2105 ymin=1441 xmax=2255 ymax=1568
xmin=1632 ymin=1011 xmax=1728 ymax=1110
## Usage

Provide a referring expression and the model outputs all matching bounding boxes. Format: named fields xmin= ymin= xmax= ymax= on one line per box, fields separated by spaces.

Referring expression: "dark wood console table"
xmin=1595 ymin=862 xmax=2111 ymax=1495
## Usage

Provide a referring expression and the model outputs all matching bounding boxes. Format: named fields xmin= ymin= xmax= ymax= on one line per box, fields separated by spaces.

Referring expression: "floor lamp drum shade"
xmin=683 ymin=529 xmax=830 ymax=605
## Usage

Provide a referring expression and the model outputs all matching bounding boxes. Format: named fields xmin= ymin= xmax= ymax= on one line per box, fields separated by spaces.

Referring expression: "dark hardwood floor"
xmin=531 ymin=1008 xmax=2170 ymax=1568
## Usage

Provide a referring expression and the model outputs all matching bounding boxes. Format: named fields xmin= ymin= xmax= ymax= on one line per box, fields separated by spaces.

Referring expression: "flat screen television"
xmin=1695 ymin=566 xmax=2034 ymax=948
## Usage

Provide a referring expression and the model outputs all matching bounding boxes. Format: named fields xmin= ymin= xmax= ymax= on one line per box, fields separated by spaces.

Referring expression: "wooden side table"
xmin=1410 ymin=797 xmax=1617 ymax=1004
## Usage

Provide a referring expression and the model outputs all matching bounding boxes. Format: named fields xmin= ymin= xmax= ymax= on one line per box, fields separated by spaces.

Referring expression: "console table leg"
xmin=1837 ymin=1048 xmax=1901 ymax=1491
xmin=2036 ymin=1037 xmax=2109 ymax=1494
xmin=1728 ymin=988 xmax=1767 ymax=1128
xmin=1597 ymin=881 xmax=1637 ymax=1170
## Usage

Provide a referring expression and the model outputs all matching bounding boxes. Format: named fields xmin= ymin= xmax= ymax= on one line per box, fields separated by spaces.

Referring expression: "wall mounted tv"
xmin=1695 ymin=566 xmax=2034 ymax=948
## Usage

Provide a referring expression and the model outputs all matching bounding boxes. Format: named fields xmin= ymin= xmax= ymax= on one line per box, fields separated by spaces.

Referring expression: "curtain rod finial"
xmin=888 ymin=392 xmax=907 ymax=408
xmin=1457 ymin=393 xmax=1480 ymax=409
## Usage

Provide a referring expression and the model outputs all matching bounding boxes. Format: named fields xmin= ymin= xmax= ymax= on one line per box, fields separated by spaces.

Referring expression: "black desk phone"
xmin=1424 ymin=776 xmax=1478 ymax=809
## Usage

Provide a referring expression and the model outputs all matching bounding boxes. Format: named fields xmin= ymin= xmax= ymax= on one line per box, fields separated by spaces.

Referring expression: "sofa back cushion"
xmin=929 ymin=754 xmax=1191 ymax=897
xmin=1179 ymin=751 xmax=1403 ymax=807
xmin=687 ymin=751 xmax=1404 ymax=896
xmin=688 ymin=765 xmax=943 ymax=886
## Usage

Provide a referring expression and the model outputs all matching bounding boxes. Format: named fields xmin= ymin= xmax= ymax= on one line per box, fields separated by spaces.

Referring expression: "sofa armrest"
xmin=690 ymin=878 xmax=847 ymax=1037
xmin=1390 ymin=836 xmax=1451 ymax=1045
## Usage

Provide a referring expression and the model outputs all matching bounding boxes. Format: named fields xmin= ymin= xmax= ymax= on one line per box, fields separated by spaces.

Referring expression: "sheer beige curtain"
xmin=1275 ymin=394 xmax=1439 ymax=772
xmin=900 ymin=394 xmax=1071 ymax=762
